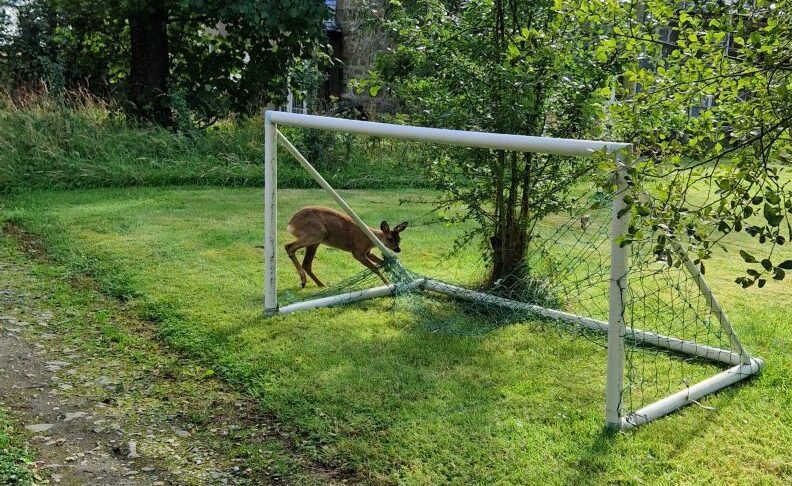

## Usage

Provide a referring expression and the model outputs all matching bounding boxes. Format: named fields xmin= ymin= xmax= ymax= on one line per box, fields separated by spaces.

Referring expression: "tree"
xmin=585 ymin=0 xmax=792 ymax=286
xmin=371 ymin=0 xmax=791 ymax=289
xmin=127 ymin=1 xmax=171 ymax=125
xmin=1 ymin=0 xmax=330 ymax=125
xmin=367 ymin=0 xmax=621 ymax=290
xmin=0 ymin=0 xmax=66 ymax=91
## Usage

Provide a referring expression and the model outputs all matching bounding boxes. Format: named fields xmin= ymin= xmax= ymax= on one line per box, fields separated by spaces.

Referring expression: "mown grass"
xmin=0 ymin=93 xmax=428 ymax=193
xmin=2 ymin=186 xmax=791 ymax=485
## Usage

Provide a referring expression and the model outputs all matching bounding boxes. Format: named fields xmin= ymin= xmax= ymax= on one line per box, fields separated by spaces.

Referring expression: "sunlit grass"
xmin=2 ymin=186 xmax=791 ymax=485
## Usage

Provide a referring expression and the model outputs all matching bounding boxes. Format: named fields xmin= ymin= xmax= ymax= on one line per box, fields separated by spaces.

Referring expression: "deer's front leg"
xmin=353 ymin=252 xmax=389 ymax=284
xmin=367 ymin=252 xmax=384 ymax=266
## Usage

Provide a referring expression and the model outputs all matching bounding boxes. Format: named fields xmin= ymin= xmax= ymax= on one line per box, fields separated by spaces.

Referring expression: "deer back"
xmin=288 ymin=207 xmax=378 ymax=254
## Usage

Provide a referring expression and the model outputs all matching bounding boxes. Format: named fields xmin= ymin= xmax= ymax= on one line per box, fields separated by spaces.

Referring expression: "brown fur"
xmin=284 ymin=206 xmax=408 ymax=288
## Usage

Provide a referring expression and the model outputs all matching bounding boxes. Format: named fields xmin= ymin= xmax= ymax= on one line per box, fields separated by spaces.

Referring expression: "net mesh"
xmin=278 ymin=184 xmax=749 ymax=418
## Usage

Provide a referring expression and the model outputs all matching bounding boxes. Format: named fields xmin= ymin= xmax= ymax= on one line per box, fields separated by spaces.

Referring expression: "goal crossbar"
xmin=262 ymin=110 xmax=762 ymax=431
xmin=267 ymin=111 xmax=632 ymax=157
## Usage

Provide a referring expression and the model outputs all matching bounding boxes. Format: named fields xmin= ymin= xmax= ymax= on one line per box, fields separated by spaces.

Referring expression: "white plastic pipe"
xmin=423 ymin=279 xmax=742 ymax=365
xmin=267 ymin=111 xmax=632 ymax=157
xmin=278 ymin=279 xmax=425 ymax=314
xmin=423 ymin=280 xmax=609 ymax=332
xmin=264 ymin=114 xmax=278 ymax=314
xmin=606 ymin=159 xmax=630 ymax=428
xmin=673 ymin=241 xmax=751 ymax=364
xmin=621 ymin=357 xmax=763 ymax=429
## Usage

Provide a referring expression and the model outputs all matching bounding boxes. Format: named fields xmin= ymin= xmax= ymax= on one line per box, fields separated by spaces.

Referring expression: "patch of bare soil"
xmin=0 ymin=236 xmax=348 ymax=485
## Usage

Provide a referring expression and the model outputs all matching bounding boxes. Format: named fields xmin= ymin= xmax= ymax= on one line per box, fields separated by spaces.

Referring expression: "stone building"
xmin=322 ymin=0 xmax=389 ymax=110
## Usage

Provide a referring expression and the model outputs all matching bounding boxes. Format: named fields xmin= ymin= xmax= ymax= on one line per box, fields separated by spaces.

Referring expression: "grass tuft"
xmin=0 ymin=409 xmax=37 ymax=486
xmin=0 ymin=91 xmax=430 ymax=193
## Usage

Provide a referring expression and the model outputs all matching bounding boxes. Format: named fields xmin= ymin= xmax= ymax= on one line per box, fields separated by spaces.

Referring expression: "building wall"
xmin=334 ymin=0 xmax=389 ymax=95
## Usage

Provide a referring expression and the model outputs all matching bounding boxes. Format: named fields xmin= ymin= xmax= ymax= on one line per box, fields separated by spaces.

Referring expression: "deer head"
xmin=379 ymin=220 xmax=409 ymax=253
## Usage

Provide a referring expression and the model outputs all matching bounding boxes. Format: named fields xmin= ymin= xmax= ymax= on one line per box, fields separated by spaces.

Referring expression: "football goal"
xmin=262 ymin=110 xmax=763 ymax=430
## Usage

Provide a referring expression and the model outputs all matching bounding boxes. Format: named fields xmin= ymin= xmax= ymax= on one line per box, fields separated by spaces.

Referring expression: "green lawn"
xmin=2 ymin=186 xmax=791 ymax=485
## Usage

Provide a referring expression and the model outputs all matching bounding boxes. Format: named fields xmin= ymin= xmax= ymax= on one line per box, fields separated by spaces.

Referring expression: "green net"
xmin=277 ymin=182 xmax=749 ymax=420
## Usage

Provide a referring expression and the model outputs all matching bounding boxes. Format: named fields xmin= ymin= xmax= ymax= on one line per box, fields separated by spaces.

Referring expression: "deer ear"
xmin=380 ymin=221 xmax=390 ymax=233
xmin=393 ymin=221 xmax=409 ymax=232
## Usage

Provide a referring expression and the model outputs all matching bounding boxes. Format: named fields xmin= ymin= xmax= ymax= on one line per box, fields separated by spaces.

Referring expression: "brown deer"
xmin=284 ymin=206 xmax=408 ymax=288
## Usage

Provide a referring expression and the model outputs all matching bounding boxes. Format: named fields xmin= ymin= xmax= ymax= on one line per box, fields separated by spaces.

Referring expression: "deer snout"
xmin=393 ymin=247 xmax=401 ymax=253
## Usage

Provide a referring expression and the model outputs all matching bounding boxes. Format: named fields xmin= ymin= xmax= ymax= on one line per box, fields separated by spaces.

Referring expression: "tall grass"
xmin=0 ymin=90 xmax=430 ymax=193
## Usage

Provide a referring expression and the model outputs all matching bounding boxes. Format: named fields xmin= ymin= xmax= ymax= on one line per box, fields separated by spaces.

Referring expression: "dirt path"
xmin=0 ymin=319 xmax=156 ymax=485
xmin=0 ymin=235 xmax=346 ymax=485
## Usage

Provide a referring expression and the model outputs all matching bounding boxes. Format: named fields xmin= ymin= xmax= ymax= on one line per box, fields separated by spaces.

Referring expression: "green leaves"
xmin=763 ymin=203 xmax=784 ymax=227
xmin=604 ymin=0 xmax=792 ymax=291
xmin=372 ymin=0 xmax=626 ymax=278
xmin=740 ymin=249 xmax=756 ymax=263
xmin=2 ymin=0 xmax=328 ymax=124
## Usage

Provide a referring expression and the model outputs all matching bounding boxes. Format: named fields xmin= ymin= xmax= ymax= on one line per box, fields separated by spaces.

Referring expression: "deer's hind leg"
xmin=302 ymin=244 xmax=325 ymax=287
xmin=285 ymin=240 xmax=312 ymax=288
xmin=366 ymin=252 xmax=383 ymax=266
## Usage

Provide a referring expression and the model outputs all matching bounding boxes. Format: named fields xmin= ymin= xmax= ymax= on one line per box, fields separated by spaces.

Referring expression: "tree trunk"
xmin=128 ymin=4 xmax=171 ymax=126
xmin=489 ymin=221 xmax=528 ymax=293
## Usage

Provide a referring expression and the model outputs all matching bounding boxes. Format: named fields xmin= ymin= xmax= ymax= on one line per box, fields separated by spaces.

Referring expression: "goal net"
xmin=263 ymin=111 xmax=762 ymax=430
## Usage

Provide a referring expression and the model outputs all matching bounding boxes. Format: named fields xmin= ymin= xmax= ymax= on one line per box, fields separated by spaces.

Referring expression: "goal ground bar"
xmin=621 ymin=357 xmax=763 ymax=429
xmin=277 ymin=278 xmax=749 ymax=368
xmin=422 ymin=279 xmax=747 ymax=366
xmin=277 ymin=279 xmax=426 ymax=314
xmin=276 ymin=277 xmax=763 ymax=430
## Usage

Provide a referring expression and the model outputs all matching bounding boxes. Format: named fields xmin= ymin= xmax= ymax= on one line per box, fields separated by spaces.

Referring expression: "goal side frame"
xmin=262 ymin=110 xmax=762 ymax=430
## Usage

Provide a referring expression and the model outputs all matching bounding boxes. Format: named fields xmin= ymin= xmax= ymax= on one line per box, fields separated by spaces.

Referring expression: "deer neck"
xmin=369 ymin=228 xmax=388 ymax=247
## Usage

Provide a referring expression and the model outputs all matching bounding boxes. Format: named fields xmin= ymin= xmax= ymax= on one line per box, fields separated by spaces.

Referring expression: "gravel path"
xmin=0 ymin=234 xmax=344 ymax=485
xmin=0 ymin=315 xmax=160 ymax=485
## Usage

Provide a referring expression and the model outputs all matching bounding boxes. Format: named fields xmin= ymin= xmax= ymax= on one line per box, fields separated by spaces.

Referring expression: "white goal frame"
xmin=263 ymin=110 xmax=763 ymax=430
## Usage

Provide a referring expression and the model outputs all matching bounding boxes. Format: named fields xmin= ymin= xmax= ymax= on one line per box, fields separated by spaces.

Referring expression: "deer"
xmin=284 ymin=206 xmax=408 ymax=288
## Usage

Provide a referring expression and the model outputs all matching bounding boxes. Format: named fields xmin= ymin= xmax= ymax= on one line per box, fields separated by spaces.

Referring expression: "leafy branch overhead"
xmin=594 ymin=0 xmax=792 ymax=287
xmin=368 ymin=0 xmax=790 ymax=288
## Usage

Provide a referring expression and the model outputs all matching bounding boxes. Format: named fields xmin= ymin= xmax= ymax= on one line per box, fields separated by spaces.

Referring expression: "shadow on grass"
xmin=567 ymin=385 xmax=739 ymax=484
xmin=34 ymin=245 xmax=740 ymax=484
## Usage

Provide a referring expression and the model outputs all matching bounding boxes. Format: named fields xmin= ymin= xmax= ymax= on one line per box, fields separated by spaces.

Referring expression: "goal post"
xmin=263 ymin=113 xmax=278 ymax=314
xmin=606 ymin=155 xmax=630 ymax=428
xmin=262 ymin=110 xmax=763 ymax=430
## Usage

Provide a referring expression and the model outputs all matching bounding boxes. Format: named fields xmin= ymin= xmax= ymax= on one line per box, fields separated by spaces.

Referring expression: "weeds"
xmin=0 ymin=90 xmax=430 ymax=193
xmin=0 ymin=409 xmax=37 ymax=486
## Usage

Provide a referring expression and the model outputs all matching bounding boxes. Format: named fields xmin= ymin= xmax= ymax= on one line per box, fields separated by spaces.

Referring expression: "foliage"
xmin=0 ymin=91 xmax=429 ymax=192
xmin=0 ymin=0 xmax=329 ymax=124
xmin=0 ymin=0 xmax=130 ymax=96
xmin=370 ymin=0 xmax=792 ymax=288
xmin=366 ymin=0 xmax=620 ymax=285
xmin=556 ymin=0 xmax=792 ymax=286
xmin=0 ymin=1 xmax=62 ymax=93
